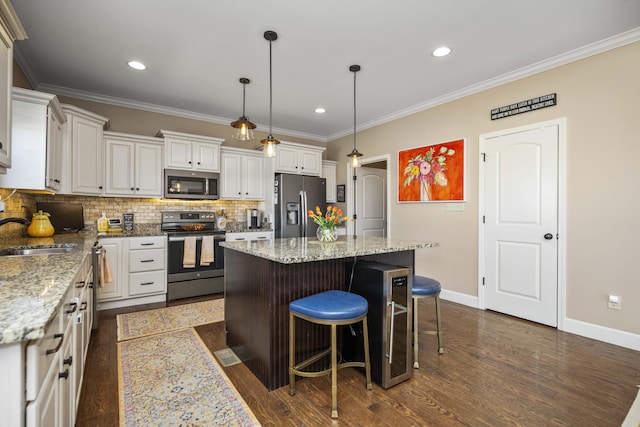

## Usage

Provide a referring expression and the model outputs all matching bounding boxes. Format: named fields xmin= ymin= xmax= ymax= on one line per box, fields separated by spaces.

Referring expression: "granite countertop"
xmin=0 ymin=231 xmax=98 ymax=345
xmin=220 ymin=235 xmax=439 ymax=264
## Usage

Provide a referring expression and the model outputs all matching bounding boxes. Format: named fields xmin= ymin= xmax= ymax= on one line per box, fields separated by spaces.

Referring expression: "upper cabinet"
xmin=104 ymin=131 xmax=163 ymax=197
xmin=158 ymin=130 xmax=222 ymax=172
xmin=274 ymin=141 xmax=324 ymax=176
xmin=0 ymin=88 xmax=66 ymax=192
xmin=220 ymin=147 xmax=265 ymax=200
xmin=63 ymin=104 xmax=110 ymax=195
xmin=322 ymin=160 xmax=337 ymax=203
xmin=0 ymin=1 xmax=27 ymax=174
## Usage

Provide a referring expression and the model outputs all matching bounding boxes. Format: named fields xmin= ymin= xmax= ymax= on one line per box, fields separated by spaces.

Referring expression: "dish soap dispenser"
xmin=97 ymin=212 xmax=109 ymax=232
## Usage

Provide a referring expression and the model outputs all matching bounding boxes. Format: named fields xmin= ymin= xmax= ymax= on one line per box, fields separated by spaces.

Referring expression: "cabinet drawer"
xmin=129 ymin=270 xmax=166 ymax=296
xmin=226 ymin=231 xmax=273 ymax=241
xmin=129 ymin=249 xmax=165 ymax=272
xmin=25 ymin=308 xmax=62 ymax=401
xmin=128 ymin=236 xmax=166 ymax=250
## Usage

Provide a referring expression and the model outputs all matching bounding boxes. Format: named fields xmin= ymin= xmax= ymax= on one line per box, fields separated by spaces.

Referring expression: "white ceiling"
xmin=10 ymin=0 xmax=640 ymax=142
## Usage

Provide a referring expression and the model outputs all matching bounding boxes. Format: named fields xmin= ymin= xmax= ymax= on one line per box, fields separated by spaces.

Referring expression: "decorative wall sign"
xmin=491 ymin=93 xmax=557 ymax=120
xmin=123 ymin=213 xmax=134 ymax=231
xmin=336 ymin=185 xmax=346 ymax=202
xmin=398 ymin=139 xmax=465 ymax=202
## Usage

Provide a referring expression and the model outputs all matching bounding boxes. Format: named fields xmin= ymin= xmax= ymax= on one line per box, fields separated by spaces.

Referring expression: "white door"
xmin=482 ymin=123 xmax=559 ymax=326
xmin=356 ymin=166 xmax=387 ymax=237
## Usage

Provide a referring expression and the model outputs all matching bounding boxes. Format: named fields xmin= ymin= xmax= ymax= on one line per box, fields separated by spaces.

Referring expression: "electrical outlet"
xmin=0 ymin=200 xmax=5 ymax=212
xmin=608 ymin=295 xmax=621 ymax=310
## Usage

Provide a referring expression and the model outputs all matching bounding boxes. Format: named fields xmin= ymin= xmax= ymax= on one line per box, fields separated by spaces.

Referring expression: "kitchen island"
xmin=221 ymin=235 xmax=438 ymax=390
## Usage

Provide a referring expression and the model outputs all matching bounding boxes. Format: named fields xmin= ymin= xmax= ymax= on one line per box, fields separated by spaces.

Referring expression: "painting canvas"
xmin=398 ymin=138 xmax=465 ymax=202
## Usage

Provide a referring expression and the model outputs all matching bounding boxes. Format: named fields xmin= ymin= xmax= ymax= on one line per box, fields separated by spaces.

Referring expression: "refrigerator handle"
xmin=387 ymin=300 xmax=395 ymax=365
xmin=300 ymin=190 xmax=307 ymax=237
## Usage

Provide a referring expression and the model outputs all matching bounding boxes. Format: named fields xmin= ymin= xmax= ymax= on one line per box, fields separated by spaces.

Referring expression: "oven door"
xmin=167 ymin=234 xmax=225 ymax=280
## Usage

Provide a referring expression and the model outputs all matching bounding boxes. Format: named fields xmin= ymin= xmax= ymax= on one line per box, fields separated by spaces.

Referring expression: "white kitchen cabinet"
xmin=97 ymin=236 xmax=167 ymax=309
xmin=104 ymin=131 xmax=163 ymax=197
xmin=0 ymin=1 xmax=27 ymax=173
xmin=0 ymin=88 xmax=66 ymax=192
xmin=96 ymin=238 xmax=124 ymax=302
xmin=225 ymin=230 xmax=273 ymax=242
xmin=322 ymin=160 xmax=337 ymax=203
xmin=274 ymin=141 xmax=324 ymax=176
xmin=63 ymin=104 xmax=109 ymax=195
xmin=220 ymin=147 xmax=265 ymax=200
xmin=159 ymin=129 xmax=222 ymax=172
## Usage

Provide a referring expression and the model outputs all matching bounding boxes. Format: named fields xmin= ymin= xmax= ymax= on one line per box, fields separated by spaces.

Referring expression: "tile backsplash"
xmin=1 ymin=189 xmax=261 ymax=238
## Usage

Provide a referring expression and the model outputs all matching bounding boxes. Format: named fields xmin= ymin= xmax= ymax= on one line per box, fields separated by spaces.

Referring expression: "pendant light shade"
xmin=230 ymin=77 xmax=256 ymax=141
xmin=347 ymin=64 xmax=363 ymax=168
xmin=261 ymin=30 xmax=280 ymax=157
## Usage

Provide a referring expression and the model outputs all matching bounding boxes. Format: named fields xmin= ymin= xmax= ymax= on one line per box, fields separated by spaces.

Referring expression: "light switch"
xmin=445 ymin=202 xmax=465 ymax=211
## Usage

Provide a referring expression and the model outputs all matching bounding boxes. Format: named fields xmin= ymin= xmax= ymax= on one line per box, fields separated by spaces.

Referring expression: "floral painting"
xmin=398 ymin=139 xmax=465 ymax=202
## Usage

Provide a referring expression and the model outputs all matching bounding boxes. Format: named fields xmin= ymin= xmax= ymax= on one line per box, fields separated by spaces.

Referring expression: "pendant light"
xmin=347 ymin=65 xmax=363 ymax=168
xmin=261 ymin=30 xmax=280 ymax=157
xmin=230 ymin=77 xmax=256 ymax=141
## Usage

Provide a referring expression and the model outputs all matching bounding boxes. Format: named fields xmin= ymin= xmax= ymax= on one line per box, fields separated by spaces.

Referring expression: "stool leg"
xmin=330 ymin=324 xmax=338 ymax=418
xmin=435 ymin=294 xmax=444 ymax=354
xmin=413 ymin=297 xmax=419 ymax=369
xmin=362 ymin=316 xmax=372 ymax=390
xmin=289 ymin=312 xmax=296 ymax=395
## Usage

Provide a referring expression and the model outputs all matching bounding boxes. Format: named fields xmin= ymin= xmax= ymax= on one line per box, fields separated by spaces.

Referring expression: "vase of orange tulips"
xmin=308 ymin=205 xmax=349 ymax=242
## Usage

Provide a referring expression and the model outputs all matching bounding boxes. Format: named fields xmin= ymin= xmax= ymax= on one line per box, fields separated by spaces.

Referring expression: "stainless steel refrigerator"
xmin=274 ymin=173 xmax=326 ymax=238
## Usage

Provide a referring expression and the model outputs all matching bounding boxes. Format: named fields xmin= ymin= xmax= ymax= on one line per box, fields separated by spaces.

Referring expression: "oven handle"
xmin=169 ymin=235 xmax=225 ymax=242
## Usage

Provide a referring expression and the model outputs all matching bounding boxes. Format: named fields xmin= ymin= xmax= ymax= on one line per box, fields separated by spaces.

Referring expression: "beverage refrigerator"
xmin=274 ymin=173 xmax=327 ymax=238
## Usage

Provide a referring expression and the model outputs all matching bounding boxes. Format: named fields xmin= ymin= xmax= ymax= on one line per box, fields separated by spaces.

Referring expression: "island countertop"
xmin=220 ymin=235 xmax=439 ymax=264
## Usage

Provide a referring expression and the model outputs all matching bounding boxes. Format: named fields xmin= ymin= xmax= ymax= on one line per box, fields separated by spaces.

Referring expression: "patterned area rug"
xmin=117 ymin=299 xmax=224 ymax=341
xmin=118 ymin=327 xmax=261 ymax=426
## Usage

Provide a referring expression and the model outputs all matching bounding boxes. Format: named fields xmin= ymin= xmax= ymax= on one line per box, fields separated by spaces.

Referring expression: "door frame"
xmin=478 ymin=118 xmax=567 ymax=329
xmin=346 ymin=153 xmax=391 ymax=237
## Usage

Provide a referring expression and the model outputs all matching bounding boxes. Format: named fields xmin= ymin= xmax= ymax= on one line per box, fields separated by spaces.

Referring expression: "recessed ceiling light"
xmin=127 ymin=60 xmax=146 ymax=70
xmin=432 ymin=47 xmax=451 ymax=57
xmin=315 ymin=107 xmax=326 ymax=114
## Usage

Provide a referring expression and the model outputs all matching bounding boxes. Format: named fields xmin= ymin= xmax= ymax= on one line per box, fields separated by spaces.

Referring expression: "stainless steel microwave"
xmin=164 ymin=169 xmax=219 ymax=200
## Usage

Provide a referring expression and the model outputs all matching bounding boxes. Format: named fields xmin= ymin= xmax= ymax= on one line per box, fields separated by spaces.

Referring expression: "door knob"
xmin=544 ymin=233 xmax=553 ymax=240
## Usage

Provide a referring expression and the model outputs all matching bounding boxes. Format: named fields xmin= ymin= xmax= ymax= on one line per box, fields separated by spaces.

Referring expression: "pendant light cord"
xmin=268 ymin=38 xmax=273 ymax=136
xmin=353 ymin=69 xmax=357 ymax=151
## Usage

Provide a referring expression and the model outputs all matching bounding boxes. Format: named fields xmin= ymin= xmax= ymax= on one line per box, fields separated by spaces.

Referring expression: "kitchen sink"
xmin=0 ymin=244 xmax=77 ymax=257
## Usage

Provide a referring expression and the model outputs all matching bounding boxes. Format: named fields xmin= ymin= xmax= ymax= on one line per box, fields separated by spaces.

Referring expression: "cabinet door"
xmin=298 ymin=148 xmax=322 ymax=176
xmin=97 ymin=239 xmax=123 ymax=301
xmin=274 ymin=145 xmax=299 ymax=173
xmin=165 ymin=138 xmax=192 ymax=169
xmin=58 ymin=322 xmax=73 ymax=427
xmin=105 ymin=139 xmax=135 ymax=195
xmin=26 ymin=362 xmax=59 ymax=427
xmin=322 ymin=161 xmax=337 ymax=202
xmin=220 ymin=151 xmax=242 ymax=199
xmin=46 ymin=107 xmax=64 ymax=192
xmin=72 ymin=116 xmax=104 ymax=194
xmin=0 ymin=24 xmax=12 ymax=171
xmin=243 ymin=154 xmax=265 ymax=200
xmin=135 ymin=142 xmax=163 ymax=196
xmin=193 ymin=141 xmax=220 ymax=172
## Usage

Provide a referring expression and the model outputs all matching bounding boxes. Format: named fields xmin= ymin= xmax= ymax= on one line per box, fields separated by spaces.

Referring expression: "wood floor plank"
xmin=75 ymin=297 xmax=640 ymax=426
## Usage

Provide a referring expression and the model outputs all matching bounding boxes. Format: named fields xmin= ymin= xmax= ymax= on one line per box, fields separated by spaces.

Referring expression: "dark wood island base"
xmin=223 ymin=238 xmax=426 ymax=391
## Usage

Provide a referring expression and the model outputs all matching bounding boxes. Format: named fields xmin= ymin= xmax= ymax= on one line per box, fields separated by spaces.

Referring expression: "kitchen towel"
xmin=101 ymin=248 xmax=112 ymax=286
xmin=183 ymin=236 xmax=196 ymax=268
xmin=200 ymin=235 xmax=214 ymax=266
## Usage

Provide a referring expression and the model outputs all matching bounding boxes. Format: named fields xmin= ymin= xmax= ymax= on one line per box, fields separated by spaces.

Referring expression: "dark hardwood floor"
xmin=76 ymin=296 xmax=640 ymax=426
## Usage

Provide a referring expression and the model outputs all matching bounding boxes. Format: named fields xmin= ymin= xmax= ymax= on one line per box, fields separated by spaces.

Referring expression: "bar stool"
xmin=412 ymin=275 xmax=444 ymax=369
xmin=289 ymin=290 xmax=372 ymax=418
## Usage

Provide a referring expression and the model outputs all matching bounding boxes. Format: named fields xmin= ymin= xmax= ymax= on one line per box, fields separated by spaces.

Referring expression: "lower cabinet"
xmin=97 ymin=236 xmax=167 ymax=309
xmin=25 ymin=252 xmax=92 ymax=427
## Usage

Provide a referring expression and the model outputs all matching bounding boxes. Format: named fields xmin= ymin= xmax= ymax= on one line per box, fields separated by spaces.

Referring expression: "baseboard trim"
xmin=440 ymin=289 xmax=479 ymax=308
xmin=562 ymin=318 xmax=640 ymax=351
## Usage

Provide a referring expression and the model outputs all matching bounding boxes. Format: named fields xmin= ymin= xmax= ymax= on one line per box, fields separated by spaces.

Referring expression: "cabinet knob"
xmin=131 ymin=187 xmax=134 ymax=190
xmin=136 ymin=187 xmax=140 ymax=191
xmin=99 ymin=186 xmax=103 ymax=189
xmin=188 ymin=161 xmax=192 ymax=164
xmin=197 ymin=162 xmax=201 ymax=165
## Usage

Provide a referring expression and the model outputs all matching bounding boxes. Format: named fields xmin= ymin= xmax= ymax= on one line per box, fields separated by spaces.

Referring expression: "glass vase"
xmin=316 ymin=226 xmax=338 ymax=242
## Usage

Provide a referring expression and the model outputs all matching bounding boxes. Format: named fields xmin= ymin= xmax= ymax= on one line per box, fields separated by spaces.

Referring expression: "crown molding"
xmin=326 ymin=27 xmax=640 ymax=142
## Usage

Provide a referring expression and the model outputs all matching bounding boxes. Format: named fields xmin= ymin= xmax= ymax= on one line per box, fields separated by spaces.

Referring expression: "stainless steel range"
xmin=162 ymin=211 xmax=225 ymax=301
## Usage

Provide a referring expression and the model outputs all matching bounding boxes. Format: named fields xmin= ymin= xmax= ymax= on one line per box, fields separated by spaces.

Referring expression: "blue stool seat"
xmin=289 ymin=289 xmax=372 ymax=418
xmin=290 ymin=290 xmax=368 ymax=321
xmin=413 ymin=276 xmax=441 ymax=296
xmin=412 ymin=275 xmax=444 ymax=367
